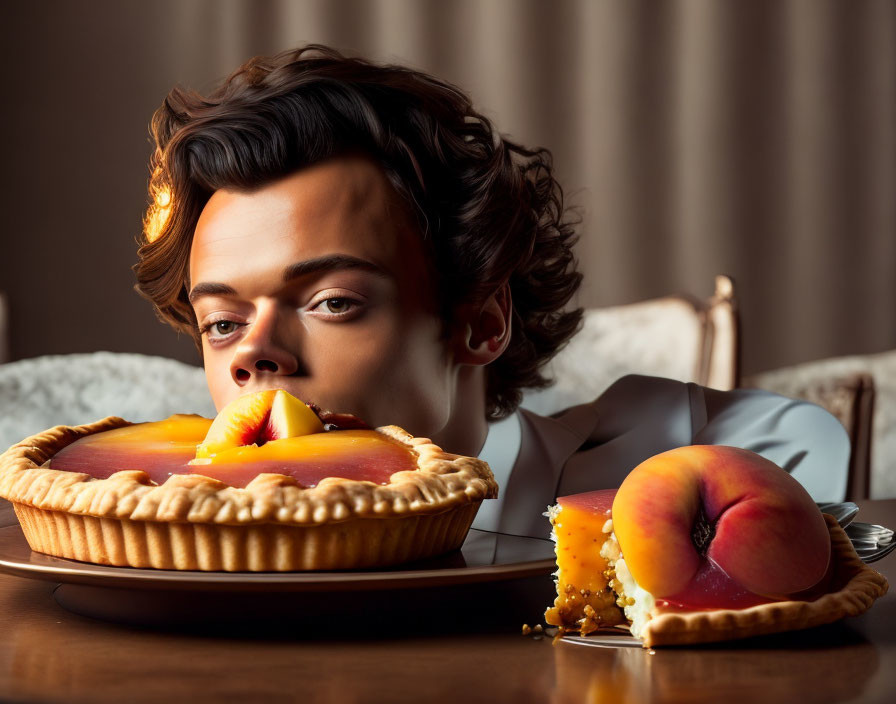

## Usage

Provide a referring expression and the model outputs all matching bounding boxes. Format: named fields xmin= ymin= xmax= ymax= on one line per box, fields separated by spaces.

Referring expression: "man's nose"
xmin=229 ymin=302 xmax=302 ymax=385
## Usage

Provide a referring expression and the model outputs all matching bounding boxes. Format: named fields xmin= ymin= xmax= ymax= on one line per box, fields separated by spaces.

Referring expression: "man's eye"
xmin=203 ymin=320 xmax=240 ymax=338
xmin=214 ymin=321 xmax=238 ymax=334
xmin=316 ymin=298 xmax=355 ymax=315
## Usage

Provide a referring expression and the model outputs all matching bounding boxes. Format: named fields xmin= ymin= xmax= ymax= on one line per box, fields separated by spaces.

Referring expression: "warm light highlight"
xmin=143 ymin=184 xmax=172 ymax=243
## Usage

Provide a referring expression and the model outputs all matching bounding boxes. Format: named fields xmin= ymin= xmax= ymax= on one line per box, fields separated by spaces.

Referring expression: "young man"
xmin=135 ymin=45 xmax=848 ymax=537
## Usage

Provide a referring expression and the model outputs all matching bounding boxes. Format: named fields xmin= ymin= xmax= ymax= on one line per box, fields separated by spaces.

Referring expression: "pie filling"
xmin=49 ymin=414 xmax=416 ymax=488
xmin=544 ymin=490 xmax=626 ymax=632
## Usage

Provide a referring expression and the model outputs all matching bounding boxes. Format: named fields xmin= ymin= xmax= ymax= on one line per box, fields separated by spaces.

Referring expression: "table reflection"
xmin=552 ymin=624 xmax=880 ymax=704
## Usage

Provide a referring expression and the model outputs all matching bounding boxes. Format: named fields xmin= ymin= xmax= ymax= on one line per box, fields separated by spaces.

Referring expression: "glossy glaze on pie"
xmin=49 ymin=415 xmax=416 ymax=488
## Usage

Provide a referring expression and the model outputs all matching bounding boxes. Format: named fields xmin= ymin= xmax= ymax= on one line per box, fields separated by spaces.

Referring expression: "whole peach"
xmin=612 ymin=446 xmax=831 ymax=601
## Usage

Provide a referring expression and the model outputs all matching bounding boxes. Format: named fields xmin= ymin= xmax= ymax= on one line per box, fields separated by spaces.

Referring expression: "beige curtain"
xmin=165 ymin=0 xmax=896 ymax=375
xmin=1 ymin=0 xmax=893 ymax=376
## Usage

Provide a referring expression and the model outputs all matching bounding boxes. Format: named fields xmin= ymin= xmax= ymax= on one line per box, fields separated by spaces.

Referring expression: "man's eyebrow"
xmin=188 ymin=282 xmax=237 ymax=304
xmin=188 ymin=255 xmax=388 ymax=305
xmin=281 ymin=254 xmax=388 ymax=282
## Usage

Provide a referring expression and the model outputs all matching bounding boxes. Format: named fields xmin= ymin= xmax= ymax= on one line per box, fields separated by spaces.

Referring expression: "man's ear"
xmin=454 ymin=283 xmax=512 ymax=365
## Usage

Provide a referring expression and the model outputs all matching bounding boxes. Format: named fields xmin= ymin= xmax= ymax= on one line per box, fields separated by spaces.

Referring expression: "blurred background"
xmin=0 ymin=0 xmax=893 ymax=376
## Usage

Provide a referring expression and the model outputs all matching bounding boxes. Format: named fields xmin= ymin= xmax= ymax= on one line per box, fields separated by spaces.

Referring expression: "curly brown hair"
xmin=134 ymin=44 xmax=582 ymax=419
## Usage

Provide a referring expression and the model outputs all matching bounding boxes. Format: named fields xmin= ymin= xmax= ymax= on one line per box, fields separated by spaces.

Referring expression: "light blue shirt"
xmin=474 ymin=375 xmax=850 ymax=537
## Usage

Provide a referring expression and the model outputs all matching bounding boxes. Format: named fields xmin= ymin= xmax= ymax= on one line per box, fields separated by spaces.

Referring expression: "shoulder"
xmin=593 ymin=374 xmax=842 ymax=435
xmin=694 ymin=384 xmax=850 ymax=501
xmin=542 ymin=375 xmax=699 ymax=452
xmin=587 ymin=374 xmax=693 ymax=426
xmin=554 ymin=374 xmax=850 ymax=501
xmin=597 ymin=375 xmax=850 ymax=454
xmin=695 ymin=384 xmax=849 ymax=449
xmin=600 ymin=373 xmax=689 ymax=397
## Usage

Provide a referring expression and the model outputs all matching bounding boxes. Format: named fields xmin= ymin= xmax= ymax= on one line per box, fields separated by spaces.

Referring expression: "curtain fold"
xmin=1 ymin=0 xmax=893 ymax=375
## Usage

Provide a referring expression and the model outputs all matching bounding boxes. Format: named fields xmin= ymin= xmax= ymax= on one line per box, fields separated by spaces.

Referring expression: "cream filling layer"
xmin=599 ymin=519 xmax=656 ymax=639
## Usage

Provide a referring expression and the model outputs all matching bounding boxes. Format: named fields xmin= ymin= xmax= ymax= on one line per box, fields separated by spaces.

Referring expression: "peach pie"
xmin=545 ymin=446 xmax=889 ymax=647
xmin=0 ymin=390 xmax=497 ymax=571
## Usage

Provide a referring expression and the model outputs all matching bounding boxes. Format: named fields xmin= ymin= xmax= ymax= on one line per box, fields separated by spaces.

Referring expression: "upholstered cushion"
xmin=0 ymin=352 xmax=214 ymax=451
xmin=522 ymin=300 xmax=705 ymax=416
xmin=522 ymin=277 xmax=738 ymax=417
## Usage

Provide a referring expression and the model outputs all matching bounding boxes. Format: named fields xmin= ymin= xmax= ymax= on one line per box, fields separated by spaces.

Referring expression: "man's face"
xmin=188 ymin=155 xmax=456 ymax=436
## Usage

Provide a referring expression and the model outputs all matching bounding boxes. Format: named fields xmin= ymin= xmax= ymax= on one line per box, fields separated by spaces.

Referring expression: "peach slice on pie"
xmin=193 ymin=389 xmax=324 ymax=460
xmin=0 ymin=390 xmax=498 ymax=571
xmin=545 ymin=446 xmax=889 ymax=647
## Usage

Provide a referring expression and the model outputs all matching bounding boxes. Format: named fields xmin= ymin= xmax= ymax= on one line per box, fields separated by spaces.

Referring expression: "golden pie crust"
xmin=638 ymin=514 xmax=889 ymax=648
xmin=0 ymin=417 xmax=498 ymax=571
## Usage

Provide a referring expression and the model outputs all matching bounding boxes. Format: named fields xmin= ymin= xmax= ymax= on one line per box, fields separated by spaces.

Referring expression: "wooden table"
xmin=0 ymin=499 xmax=893 ymax=703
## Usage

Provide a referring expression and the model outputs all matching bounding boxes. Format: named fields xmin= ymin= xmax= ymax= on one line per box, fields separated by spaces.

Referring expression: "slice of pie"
xmin=545 ymin=445 xmax=889 ymax=647
xmin=0 ymin=390 xmax=497 ymax=571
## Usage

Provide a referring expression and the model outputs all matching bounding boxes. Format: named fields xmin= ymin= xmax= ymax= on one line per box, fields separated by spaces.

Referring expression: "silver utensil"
xmin=817 ymin=502 xmax=860 ymax=528
xmin=845 ymin=520 xmax=894 ymax=564
xmin=815 ymin=502 xmax=895 ymax=563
